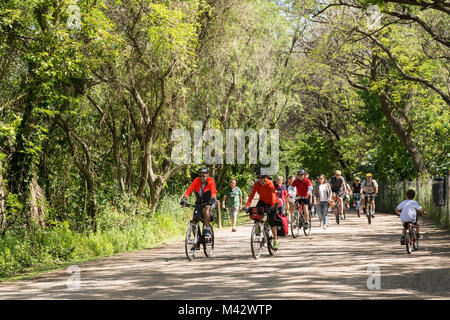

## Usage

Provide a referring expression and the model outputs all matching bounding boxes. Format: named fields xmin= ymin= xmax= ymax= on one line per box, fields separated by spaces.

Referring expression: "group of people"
xmin=180 ymin=166 xmax=424 ymax=250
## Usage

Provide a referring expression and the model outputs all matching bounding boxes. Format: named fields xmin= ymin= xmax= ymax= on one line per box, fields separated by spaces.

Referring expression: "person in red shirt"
xmin=181 ymin=167 xmax=217 ymax=237
xmin=292 ymin=169 xmax=312 ymax=227
xmin=245 ymin=168 xmax=280 ymax=249
xmin=275 ymin=176 xmax=287 ymax=215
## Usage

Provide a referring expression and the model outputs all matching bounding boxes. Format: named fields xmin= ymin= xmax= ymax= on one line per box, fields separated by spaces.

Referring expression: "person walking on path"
xmin=222 ymin=179 xmax=243 ymax=232
xmin=313 ymin=174 xmax=332 ymax=229
xmin=286 ymin=175 xmax=297 ymax=222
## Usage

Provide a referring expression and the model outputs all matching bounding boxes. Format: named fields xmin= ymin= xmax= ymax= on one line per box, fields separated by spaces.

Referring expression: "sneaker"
xmin=272 ymin=241 xmax=279 ymax=249
xmin=204 ymin=227 xmax=211 ymax=237
xmin=232 ymin=228 xmax=237 ymax=232
xmin=400 ymin=236 xmax=405 ymax=245
xmin=323 ymin=225 xmax=327 ymax=229
xmin=417 ymin=233 xmax=423 ymax=240
xmin=319 ymin=221 xmax=323 ymax=227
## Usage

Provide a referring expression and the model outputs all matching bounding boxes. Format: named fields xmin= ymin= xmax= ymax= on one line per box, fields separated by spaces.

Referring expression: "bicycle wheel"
xmin=405 ymin=231 xmax=412 ymax=254
xmin=335 ymin=203 xmax=340 ymax=225
xmin=367 ymin=204 xmax=372 ymax=225
xmin=291 ymin=211 xmax=300 ymax=238
xmin=267 ymin=227 xmax=277 ymax=256
xmin=185 ymin=223 xmax=198 ymax=261
xmin=357 ymin=202 xmax=361 ymax=217
xmin=412 ymin=228 xmax=419 ymax=251
xmin=303 ymin=213 xmax=311 ymax=236
xmin=250 ymin=222 xmax=263 ymax=259
xmin=203 ymin=225 xmax=214 ymax=257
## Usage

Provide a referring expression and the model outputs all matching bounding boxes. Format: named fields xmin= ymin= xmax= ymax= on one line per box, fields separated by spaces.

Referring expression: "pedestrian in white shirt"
xmin=313 ymin=174 xmax=332 ymax=229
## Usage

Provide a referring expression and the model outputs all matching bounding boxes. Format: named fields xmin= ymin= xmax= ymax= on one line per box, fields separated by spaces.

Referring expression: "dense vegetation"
xmin=0 ymin=0 xmax=448 ymax=276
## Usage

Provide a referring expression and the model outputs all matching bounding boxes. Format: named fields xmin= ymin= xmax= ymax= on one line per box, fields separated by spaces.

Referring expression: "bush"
xmin=0 ymin=194 xmax=191 ymax=278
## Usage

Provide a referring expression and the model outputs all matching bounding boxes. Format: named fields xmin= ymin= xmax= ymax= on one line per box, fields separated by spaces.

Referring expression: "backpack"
xmin=275 ymin=213 xmax=288 ymax=236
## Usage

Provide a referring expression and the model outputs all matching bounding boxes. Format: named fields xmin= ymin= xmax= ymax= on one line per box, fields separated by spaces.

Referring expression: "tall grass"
xmin=0 ymin=194 xmax=190 ymax=279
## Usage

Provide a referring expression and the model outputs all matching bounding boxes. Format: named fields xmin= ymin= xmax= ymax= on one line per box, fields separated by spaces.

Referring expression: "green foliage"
xmin=0 ymin=194 xmax=190 ymax=278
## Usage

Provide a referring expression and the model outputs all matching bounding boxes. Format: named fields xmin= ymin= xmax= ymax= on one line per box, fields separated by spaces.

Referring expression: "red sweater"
xmin=246 ymin=180 xmax=278 ymax=207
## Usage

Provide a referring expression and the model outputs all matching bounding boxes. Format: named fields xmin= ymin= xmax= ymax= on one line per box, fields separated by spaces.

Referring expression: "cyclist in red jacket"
xmin=180 ymin=167 xmax=217 ymax=237
xmin=245 ymin=168 xmax=280 ymax=249
xmin=292 ymin=169 xmax=312 ymax=228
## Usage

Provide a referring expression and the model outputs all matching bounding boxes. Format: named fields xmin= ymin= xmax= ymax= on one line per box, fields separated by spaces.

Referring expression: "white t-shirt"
xmin=287 ymin=185 xmax=296 ymax=203
xmin=319 ymin=184 xmax=328 ymax=202
xmin=361 ymin=179 xmax=378 ymax=193
xmin=396 ymin=200 xmax=422 ymax=223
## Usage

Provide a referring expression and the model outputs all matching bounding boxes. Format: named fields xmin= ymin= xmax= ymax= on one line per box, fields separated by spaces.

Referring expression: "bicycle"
xmin=291 ymin=197 xmax=311 ymax=238
xmin=401 ymin=212 xmax=423 ymax=254
xmin=247 ymin=206 xmax=277 ymax=259
xmin=331 ymin=192 xmax=344 ymax=224
xmin=353 ymin=193 xmax=362 ymax=217
xmin=363 ymin=193 xmax=376 ymax=225
xmin=182 ymin=203 xmax=215 ymax=261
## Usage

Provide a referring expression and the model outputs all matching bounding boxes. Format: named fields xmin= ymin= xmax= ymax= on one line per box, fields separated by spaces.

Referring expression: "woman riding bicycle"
xmin=245 ymin=168 xmax=279 ymax=249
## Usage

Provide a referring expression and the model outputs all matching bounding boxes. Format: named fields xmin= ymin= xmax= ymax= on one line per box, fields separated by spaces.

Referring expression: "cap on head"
xmin=335 ymin=170 xmax=342 ymax=175
xmin=297 ymin=169 xmax=306 ymax=175
xmin=366 ymin=173 xmax=372 ymax=177
xmin=354 ymin=177 xmax=360 ymax=181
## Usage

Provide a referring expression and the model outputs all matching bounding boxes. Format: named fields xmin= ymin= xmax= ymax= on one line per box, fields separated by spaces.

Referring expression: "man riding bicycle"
xmin=361 ymin=173 xmax=378 ymax=218
xmin=292 ymin=169 xmax=312 ymax=228
xmin=245 ymin=168 xmax=279 ymax=249
xmin=328 ymin=170 xmax=348 ymax=220
xmin=180 ymin=167 xmax=217 ymax=237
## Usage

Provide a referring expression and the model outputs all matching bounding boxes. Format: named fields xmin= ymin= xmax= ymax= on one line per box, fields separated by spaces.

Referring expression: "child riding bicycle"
xmin=395 ymin=189 xmax=425 ymax=244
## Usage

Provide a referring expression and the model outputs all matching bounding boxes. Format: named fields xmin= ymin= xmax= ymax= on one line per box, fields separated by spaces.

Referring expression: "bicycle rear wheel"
xmin=367 ymin=204 xmax=372 ymax=225
xmin=291 ymin=211 xmax=300 ymax=238
xmin=203 ymin=225 xmax=214 ymax=257
xmin=405 ymin=231 xmax=412 ymax=254
xmin=250 ymin=222 xmax=263 ymax=259
xmin=412 ymin=228 xmax=419 ymax=251
xmin=185 ymin=223 xmax=198 ymax=261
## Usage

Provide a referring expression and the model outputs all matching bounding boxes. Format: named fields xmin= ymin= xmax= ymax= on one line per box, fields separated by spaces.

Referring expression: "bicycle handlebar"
xmin=181 ymin=202 xmax=195 ymax=208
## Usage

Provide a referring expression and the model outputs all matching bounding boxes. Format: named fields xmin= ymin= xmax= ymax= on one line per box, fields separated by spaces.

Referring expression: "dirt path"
xmin=1 ymin=211 xmax=449 ymax=299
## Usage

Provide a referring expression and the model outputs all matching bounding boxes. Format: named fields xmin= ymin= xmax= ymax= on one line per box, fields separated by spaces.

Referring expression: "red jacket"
xmin=246 ymin=180 xmax=278 ymax=207
xmin=184 ymin=177 xmax=217 ymax=205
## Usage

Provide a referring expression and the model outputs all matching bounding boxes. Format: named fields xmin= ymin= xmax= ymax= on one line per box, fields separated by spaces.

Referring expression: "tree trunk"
xmin=379 ymin=93 xmax=428 ymax=175
xmin=0 ymin=158 xmax=6 ymax=231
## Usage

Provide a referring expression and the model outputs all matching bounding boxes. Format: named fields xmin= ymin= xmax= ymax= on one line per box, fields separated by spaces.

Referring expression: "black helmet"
xmin=297 ymin=169 xmax=306 ymax=175
xmin=198 ymin=167 xmax=209 ymax=174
